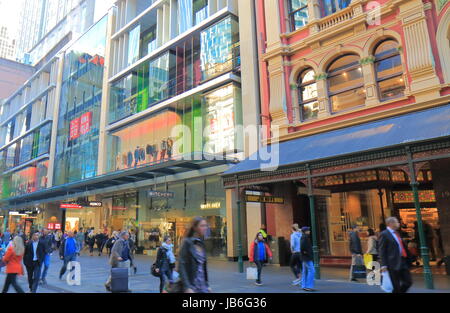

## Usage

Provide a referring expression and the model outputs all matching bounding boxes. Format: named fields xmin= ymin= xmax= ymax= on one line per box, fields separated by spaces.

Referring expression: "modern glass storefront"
xmin=137 ymin=175 xmax=227 ymax=258
xmin=53 ymin=16 xmax=108 ymax=186
xmin=109 ymin=15 xmax=240 ymax=124
xmin=107 ymin=83 xmax=242 ymax=172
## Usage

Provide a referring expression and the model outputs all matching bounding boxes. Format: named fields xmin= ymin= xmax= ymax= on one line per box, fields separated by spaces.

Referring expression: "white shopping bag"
xmin=381 ymin=271 xmax=393 ymax=293
xmin=246 ymin=267 xmax=258 ymax=280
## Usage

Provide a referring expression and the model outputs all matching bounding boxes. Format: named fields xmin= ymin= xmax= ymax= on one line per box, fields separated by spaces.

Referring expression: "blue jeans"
xmin=60 ymin=254 xmax=77 ymax=278
xmin=301 ymin=261 xmax=315 ymax=289
xmin=41 ymin=254 xmax=51 ymax=279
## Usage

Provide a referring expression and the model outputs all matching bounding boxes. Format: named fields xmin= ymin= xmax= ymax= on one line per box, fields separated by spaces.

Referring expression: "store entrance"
xmin=398 ymin=207 xmax=444 ymax=266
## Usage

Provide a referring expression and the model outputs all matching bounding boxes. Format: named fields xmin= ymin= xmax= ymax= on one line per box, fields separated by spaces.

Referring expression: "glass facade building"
xmin=53 ymin=16 xmax=108 ymax=186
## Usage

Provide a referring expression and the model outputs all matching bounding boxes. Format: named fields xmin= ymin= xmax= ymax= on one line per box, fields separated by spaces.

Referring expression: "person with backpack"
xmin=249 ymin=232 xmax=273 ymax=286
xmin=154 ymin=236 xmax=176 ymax=293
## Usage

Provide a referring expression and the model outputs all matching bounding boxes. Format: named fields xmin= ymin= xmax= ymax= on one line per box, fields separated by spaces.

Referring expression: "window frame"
xmin=289 ymin=0 xmax=309 ymax=32
xmin=297 ymin=68 xmax=318 ymax=121
xmin=374 ymin=39 xmax=405 ymax=102
xmin=327 ymin=54 xmax=365 ymax=113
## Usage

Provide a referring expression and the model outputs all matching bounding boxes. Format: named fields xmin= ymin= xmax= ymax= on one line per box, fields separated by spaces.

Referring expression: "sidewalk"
xmin=1 ymin=253 xmax=449 ymax=293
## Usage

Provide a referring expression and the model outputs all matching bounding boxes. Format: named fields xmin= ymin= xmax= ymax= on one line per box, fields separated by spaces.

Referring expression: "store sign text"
xmin=148 ymin=191 xmax=174 ymax=199
xmin=245 ymin=195 xmax=284 ymax=204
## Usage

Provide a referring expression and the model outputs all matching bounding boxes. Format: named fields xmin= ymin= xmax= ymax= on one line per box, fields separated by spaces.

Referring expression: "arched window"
xmin=289 ymin=0 xmax=309 ymax=31
xmin=327 ymin=54 xmax=365 ymax=113
xmin=298 ymin=68 xmax=318 ymax=120
xmin=374 ymin=39 xmax=404 ymax=101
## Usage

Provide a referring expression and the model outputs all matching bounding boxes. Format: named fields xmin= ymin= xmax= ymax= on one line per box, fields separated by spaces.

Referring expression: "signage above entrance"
xmin=245 ymin=195 xmax=284 ymax=204
xmin=60 ymin=203 xmax=83 ymax=209
xmin=148 ymin=191 xmax=174 ymax=199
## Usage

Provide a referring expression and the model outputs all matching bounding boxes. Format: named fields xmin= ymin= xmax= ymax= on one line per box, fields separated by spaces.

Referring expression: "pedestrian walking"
xmin=106 ymin=231 xmax=119 ymax=256
xmin=23 ymin=232 xmax=45 ymax=293
xmin=75 ymin=229 xmax=85 ymax=255
xmin=39 ymin=229 xmax=54 ymax=285
xmin=155 ymin=236 xmax=176 ymax=293
xmin=2 ymin=229 xmax=11 ymax=248
xmin=348 ymin=224 xmax=363 ymax=281
xmin=105 ymin=231 xmax=132 ymax=292
xmin=54 ymin=230 xmax=62 ymax=249
xmin=300 ymin=227 xmax=315 ymax=291
xmin=249 ymin=232 xmax=273 ymax=286
xmin=179 ymin=217 xmax=211 ymax=293
xmin=289 ymin=223 xmax=302 ymax=286
xmin=59 ymin=231 xmax=79 ymax=280
xmin=378 ymin=217 xmax=413 ymax=293
xmin=366 ymin=228 xmax=378 ymax=263
xmin=1 ymin=236 xmax=25 ymax=293
xmin=87 ymin=230 xmax=95 ymax=256
xmin=128 ymin=233 xmax=137 ymax=275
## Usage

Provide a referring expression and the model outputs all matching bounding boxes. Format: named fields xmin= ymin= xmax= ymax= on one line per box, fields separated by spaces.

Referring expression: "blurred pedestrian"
xmin=349 ymin=224 xmax=363 ymax=282
xmin=39 ymin=229 xmax=53 ymax=285
xmin=1 ymin=236 xmax=25 ymax=293
xmin=155 ymin=236 xmax=175 ymax=293
xmin=179 ymin=217 xmax=211 ymax=293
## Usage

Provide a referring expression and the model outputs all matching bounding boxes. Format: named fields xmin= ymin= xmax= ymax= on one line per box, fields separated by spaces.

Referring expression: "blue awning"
xmin=225 ymin=104 xmax=450 ymax=175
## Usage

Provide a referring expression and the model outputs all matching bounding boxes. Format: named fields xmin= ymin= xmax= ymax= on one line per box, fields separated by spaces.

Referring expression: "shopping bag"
xmin=352 ymin=264 xmax=367 ymax=279
xmin=364 ymin=254 xmax=373 ymax=269
xmin=246 ymin=267 xmax=258 ymax=280
xmin=381 ymin=271 xmax=393 ymax=293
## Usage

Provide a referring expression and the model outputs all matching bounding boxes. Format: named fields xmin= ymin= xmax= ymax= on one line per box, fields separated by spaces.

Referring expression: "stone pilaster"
xmin=400 ymin=0 xmax=440 ymax=101
xmin=360 ymin=56 xmax=379 ymax=107
xmin=315 ymin=73 xmax=329 ymax=119
xmin=268 ymin=56 xmax=289 ymax=138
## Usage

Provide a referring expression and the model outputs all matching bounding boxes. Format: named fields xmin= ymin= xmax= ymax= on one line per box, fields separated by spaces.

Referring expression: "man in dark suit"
xmin=378 ymin=216 xmax=413 ymax=293
xmin=23 ymin=232 xmax=46 ymax=293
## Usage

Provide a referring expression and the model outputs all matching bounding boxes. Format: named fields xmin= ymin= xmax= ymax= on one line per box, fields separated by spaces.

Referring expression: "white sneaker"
xmin=292 ymin=278 xmax=301 ymax=286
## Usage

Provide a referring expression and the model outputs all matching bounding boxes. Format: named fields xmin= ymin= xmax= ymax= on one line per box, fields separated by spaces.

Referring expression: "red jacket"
xmin=249 ymin=241 xmax=272 ymax=262
xmin=3 ymin=245 xmax=24 ymax=275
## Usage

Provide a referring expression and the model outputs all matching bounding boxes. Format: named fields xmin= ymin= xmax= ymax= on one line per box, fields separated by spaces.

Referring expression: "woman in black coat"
xmin=178 ymin=217 xmax=210 ymax=293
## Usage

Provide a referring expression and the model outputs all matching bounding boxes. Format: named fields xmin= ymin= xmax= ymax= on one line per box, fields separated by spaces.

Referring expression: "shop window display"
xmin=137 ymin=176 xmax=227 ymax=258
xmin=319 ymin=189 xmax=387 ymax=257
xmin=107 ymin=84 xmax=242 ymax=172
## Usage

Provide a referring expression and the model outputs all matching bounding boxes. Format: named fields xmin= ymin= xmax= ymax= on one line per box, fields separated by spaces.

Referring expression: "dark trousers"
xmin=255 ymin=260 xmax=263 ymax=283
xmin=2 ymin=273 xmax=25 ymax=293
xmin=25 ymin=261 xmax=41 ymax=293
xmin=389 ymin=258 xmax=413 ymax=293
xmin=159 ymin=268 xmax=173 ymax=293
xmin=290 ymin=252 xmax=302 ymax=279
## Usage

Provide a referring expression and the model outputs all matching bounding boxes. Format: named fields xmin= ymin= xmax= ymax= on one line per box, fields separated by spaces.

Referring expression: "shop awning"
xmin=2 ymin=152 xmax=234 ymax=209
xmin=224 ymin=104 xmax=450 ymax=176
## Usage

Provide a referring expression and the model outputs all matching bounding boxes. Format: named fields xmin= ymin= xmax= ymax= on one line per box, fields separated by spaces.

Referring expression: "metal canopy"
xmin=3 ymin=153 xmax=233 ymax=208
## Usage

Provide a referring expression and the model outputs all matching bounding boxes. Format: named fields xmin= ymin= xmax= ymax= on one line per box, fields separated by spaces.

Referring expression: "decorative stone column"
xmin=400 ymin=0 xmax=440 ymax=101
xmin=315 ymin=73 xmax=330 ymax=119
xmin=360 ymin=55 xmax=379 ymax=107
xmin=307 ymin=0 xmax=322 ymax=35
xmin=268 ymin=56 xmax=290 ymax=138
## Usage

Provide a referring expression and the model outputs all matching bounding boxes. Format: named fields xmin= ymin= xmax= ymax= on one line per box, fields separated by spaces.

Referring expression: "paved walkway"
xmin=1 ymin=252 xmax=449 ymax=293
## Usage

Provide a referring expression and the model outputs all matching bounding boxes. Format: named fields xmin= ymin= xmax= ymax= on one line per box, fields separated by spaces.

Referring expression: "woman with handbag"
xmin=154 ymin=236 xmax=176 ymax=293
xmin=366 ymin=228 xmax=379 ymax=263
xmin=2 ymin=236 xmax=25 ymax=293
xmin=249 ymin=232 xmax=273 ymax=286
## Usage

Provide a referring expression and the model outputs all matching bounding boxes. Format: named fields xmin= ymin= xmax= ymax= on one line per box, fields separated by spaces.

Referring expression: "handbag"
xmin=352 ymin=255 xmax=367 ymax=278
xmin=246 ymin=267 xmax=258 ymax=280
xmin=151 ymin=262 xmax=160 ymax=277
xmin=364 ymin=254 xmax=373 ymax=269
xmin=381 ymin=271 xmax=393 ymax=293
